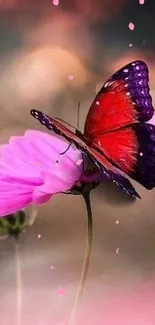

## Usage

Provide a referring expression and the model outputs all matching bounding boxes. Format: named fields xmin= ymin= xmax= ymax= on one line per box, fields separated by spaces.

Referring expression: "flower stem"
xmin=15 ymin=239 xmax=22 ymax=325
xmin=68 ymin=191 xmax=93 ymax=325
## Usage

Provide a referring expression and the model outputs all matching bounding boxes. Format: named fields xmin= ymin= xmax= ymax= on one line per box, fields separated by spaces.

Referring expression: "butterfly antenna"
xmin=77 ymin=102 xmax=80 ymax=130
xmin=55 ymin=117 xmax=77 ymax=131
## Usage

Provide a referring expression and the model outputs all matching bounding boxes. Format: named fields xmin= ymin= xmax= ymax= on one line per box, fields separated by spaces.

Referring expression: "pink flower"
xmin=0 ymin=130 xmax=82 ymax=216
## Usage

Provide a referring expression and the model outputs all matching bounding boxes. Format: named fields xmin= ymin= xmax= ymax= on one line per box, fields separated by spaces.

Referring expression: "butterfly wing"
xmin=30 ymin=109 xmax=119 ymax=172
xmin=82 ymin=153 xmax=140 ymax=198
xmin=30 ymin=109 xmax=139 ymax=198
xmin=84 ymin=60 xmax=153 ymax=136
xmin=84 ymin=60 xmax=155 ymax=190
xmin=30 ymin=109 xmax=86 ymax=147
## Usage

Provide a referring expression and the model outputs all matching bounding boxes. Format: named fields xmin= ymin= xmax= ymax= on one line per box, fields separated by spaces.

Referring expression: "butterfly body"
xmin=30 ymin=60 xmax=155 ymax=199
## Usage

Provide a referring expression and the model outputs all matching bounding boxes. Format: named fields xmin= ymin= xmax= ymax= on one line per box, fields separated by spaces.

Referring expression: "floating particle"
xmin=57 ymin=286 xmax=65 ymax=297
xmin=128 ymin=23 xmax=135 ymax=31
xmin=38 ymin=234 xmax=41 ymax=239
xmin=116 ymin=220 xmax=119 ymax=225
xmin=129 ymin=43 xmax=133 ymax=47
xmin=68 ymin=75 xmax=74 ymax=80
xmin=50 ymin=265 xmax=55 ymax=270
xmin=76 ymin=159 xmax=83 ymax=166
xmin=116 ymin=248 xmax=119 ymax=254
xmin=53 ymin=0 xmax=59 ymax=5
xmin=139 ymin=0 xmax=145 ymax=4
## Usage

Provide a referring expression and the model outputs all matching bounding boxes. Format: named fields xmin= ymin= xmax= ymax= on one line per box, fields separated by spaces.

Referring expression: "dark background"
xmin=0 ymin=0 xmax=155 ymax=324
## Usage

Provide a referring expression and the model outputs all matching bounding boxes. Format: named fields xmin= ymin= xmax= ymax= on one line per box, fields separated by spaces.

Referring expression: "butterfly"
xmin=30 ymin=60 xmax=155 ymax=199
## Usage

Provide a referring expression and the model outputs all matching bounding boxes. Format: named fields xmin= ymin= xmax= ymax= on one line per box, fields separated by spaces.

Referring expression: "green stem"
xmin=15 ymin=239 xmax=22 ymax=325
xmin=68 ymin=191 xmax=93 ymax=325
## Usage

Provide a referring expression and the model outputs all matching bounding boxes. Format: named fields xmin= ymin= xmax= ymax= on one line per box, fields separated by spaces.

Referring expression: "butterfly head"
xmin=75 ymin=128 xmax=84 ymax=138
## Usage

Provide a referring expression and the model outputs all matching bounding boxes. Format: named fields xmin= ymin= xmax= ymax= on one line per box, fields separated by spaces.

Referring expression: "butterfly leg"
xmin=60 ymin=142 xmax=72 ymax=155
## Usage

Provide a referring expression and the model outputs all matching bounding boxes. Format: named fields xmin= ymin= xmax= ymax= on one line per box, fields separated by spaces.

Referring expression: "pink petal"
xmin=0 ymin=130 xmax=82 ymax=215
xmin=32 ymin=189 xmax=52 ymax=204
xmin=0 ymin=194 xmax=32 ymax=216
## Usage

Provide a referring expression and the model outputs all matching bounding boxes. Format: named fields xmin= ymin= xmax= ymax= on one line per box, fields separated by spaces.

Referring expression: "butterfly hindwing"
xmin=130 ymin=123 xmax=155 ymax=189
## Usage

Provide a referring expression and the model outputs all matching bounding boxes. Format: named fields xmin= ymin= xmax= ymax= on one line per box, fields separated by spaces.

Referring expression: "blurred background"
xmin=0 ymin=0 xmax=155 ymax=324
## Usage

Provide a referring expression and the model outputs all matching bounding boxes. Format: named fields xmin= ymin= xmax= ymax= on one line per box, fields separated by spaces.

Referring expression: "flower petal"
xmin=0 ymin=194 xmax=32 ymax=216
xmin=0 ymin=130 xmax=83 ymax=215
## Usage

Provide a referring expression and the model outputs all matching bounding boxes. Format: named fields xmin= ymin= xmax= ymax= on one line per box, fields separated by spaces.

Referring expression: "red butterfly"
xmin=30 ymin=60 xmax=155 ymax=199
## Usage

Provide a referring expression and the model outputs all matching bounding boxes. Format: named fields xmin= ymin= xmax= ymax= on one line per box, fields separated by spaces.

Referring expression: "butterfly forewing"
xmin=84 ymin=60 xmax=153 ymax=138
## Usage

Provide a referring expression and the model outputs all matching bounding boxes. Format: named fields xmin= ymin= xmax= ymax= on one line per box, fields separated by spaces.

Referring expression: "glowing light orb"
xmin=128 ymin=23 xmax=135 ymax=31
xmin=53 ymin=0 xmax=59 ymax=6
xmin=37 ymin=234 xmax=41 ymax=239
xmin=116 ymin=248 xmax=119 ymax=254
xmin=68 ymin=75 xmax=74 ymax=80
xmin=139 ymin=0 xmax=145 ymax=4
xmin=57 ymin=286 xmax=65 ymax=297
xmin=50 ymin=265 xmax=55 ymax=270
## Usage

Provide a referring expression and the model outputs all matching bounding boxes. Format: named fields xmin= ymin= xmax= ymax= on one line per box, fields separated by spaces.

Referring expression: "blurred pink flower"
xmin=0 ymin=130 xmax=82 ymax=216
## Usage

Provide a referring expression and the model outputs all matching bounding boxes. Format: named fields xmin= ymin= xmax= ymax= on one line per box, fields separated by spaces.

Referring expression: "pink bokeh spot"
xmin=129 ymin=43 xmax=133 ymax=47
xmin=57 ymin=286 xmax=65 ymax=297
xmin=50 ymin=265 xmax=55 ymax=270
xmin=128 ymin=22 xmax=135 ymax=31
xmin=68 ymin=75 xmax=74 ymax=80
xmin=116 ymin=220 xmax=119 ymax=225
xmin=37 ymin=234 xmax=41 ymax=239
xmin=53 ymin=0 xmax=59 ymax=6
xmin=116 ymin=248 xmax=119 ymax=254
xmin=139 ymin=0 xmax=145 ymax=4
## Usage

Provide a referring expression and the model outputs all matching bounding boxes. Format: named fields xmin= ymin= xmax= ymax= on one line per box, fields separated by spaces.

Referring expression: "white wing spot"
xmin=105 ymin=80 xmax=115 ymax=88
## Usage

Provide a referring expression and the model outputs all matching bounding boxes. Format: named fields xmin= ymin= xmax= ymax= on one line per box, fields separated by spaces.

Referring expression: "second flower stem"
xmin=68 ymin=191 xmax=93 ymax=325
xmin=15 ymin=238 xmax=22 ymax=325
